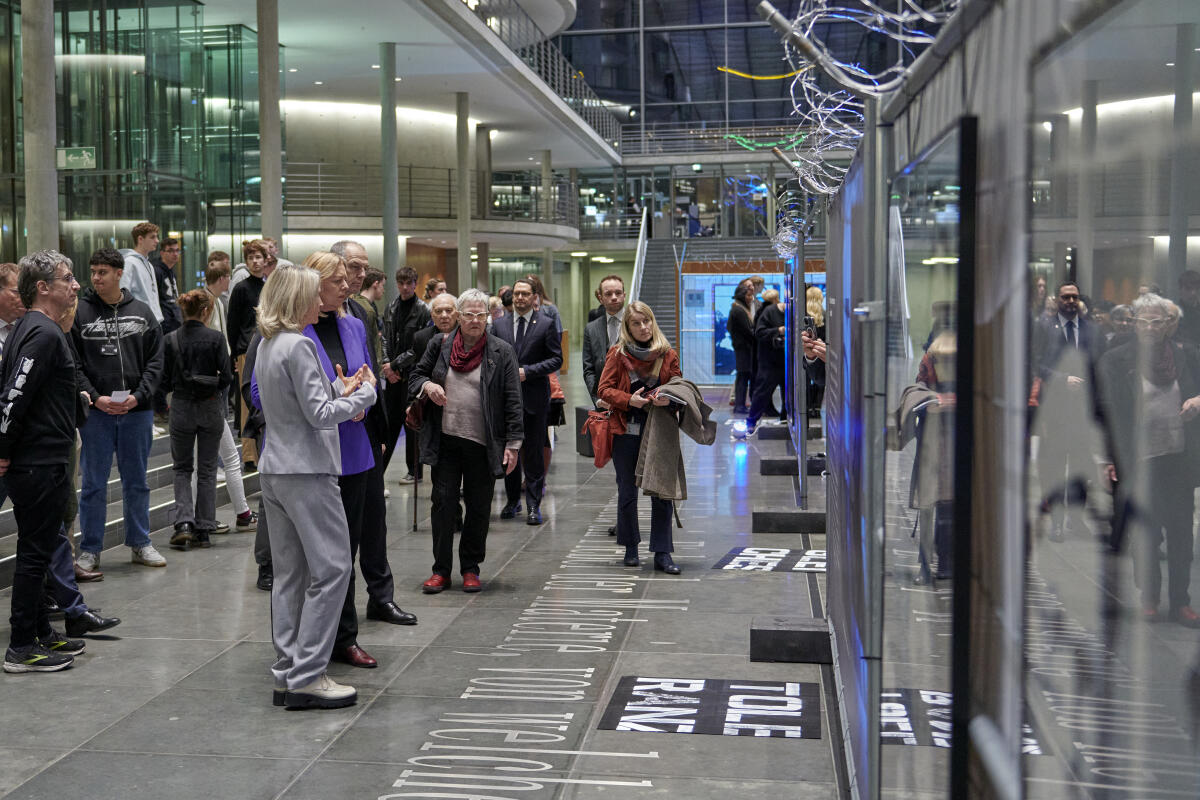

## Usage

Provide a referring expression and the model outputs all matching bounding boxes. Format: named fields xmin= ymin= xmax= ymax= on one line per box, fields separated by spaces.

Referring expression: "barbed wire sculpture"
xmin=762 ymin=0 xmax=961 ymax=256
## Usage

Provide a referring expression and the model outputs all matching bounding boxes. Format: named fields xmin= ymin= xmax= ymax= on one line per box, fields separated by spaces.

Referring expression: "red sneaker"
xmin=1172 ymin=606 xmax=1200 ymax=628
xmin=422 ymin=574 xmax=448 ymax=594
xmin=462 ymin=573 xmax=482 ymax=593
xmin=1141 ymin=605 xmax=1160 ymax=622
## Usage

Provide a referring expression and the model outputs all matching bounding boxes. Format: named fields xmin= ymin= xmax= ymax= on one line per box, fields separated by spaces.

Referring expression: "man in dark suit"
xmin=1032 ymin=281 xmax=1105 ymax=541
xmin=492 ymin=278 xmax=562 ymax=525
xmin=581 ymin=275 xmax=626 ymax=407
xmin=332 ymin=239 xmax=416 ymax=630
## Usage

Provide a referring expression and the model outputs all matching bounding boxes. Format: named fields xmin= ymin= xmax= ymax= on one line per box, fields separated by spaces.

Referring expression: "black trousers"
xmin=358 ymin=458 xmax=395 ymax=603
xmin=8 ymin=463 xmax=70 ymax=648
xmin=431 ymin=435 xmax=495 ymax=577
xmin=252 ymin=431 xmax=271 ymax=567
xmin=1128 ymin=452 xmax=1195 ymax=611
xmin=504 ymin=410 xmax=547 ymax=510
xmin=733 ymin=368 xmax=752 ymax=410
xmin=334 ymin=470 xmax=367 ymax=650
xmin=612 ymin=433 xmax=673 ymax=553
xmin=748 ymin=366 xmax=785 ymax=427
xmin=381 ymin=380 xmax=418 ymax=478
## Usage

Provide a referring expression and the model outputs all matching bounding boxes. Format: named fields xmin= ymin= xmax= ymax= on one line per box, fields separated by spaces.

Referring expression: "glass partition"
xmin=880 ymin=118 xmax=976 ymax=795
xmin=1025 ymin=2 xmax=1200 ymax=796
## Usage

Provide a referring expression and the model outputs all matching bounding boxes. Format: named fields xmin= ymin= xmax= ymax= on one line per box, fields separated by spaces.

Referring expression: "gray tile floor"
xmin=0 ymin=385 xmax=841 ymax=800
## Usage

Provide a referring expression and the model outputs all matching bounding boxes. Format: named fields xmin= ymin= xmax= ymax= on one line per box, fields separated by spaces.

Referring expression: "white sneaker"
xmin=397 ymin=473 xmax=416 ymax=485
xmin=76 ymin=551 xmax=100 ymax=572
xmin=131 ymin=544 xmax=167 ymax=567
xmin=285 ymin=673 xmax=357 ymax=709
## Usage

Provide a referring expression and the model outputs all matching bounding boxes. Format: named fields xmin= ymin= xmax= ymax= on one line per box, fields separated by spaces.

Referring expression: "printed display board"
xmin=712 ymin=546 xmax=827 ymax=572
xmin=599 ymin=676 xmax=822 ymax=739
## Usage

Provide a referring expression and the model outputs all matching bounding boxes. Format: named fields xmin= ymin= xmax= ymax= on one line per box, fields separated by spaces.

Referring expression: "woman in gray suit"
xmin=253 ymin=263 xmax=378 ymax=710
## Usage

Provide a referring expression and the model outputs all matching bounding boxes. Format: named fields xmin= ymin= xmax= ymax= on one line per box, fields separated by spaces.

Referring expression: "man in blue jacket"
xmin=492 ymin=278 xmax=562 ymax=525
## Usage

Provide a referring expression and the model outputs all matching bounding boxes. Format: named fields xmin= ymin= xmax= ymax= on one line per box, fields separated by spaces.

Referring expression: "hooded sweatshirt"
xmin=119 ymin=248 xmax=164 ymax=323
xmin=71 ymin=288 xmax=164 ymax=409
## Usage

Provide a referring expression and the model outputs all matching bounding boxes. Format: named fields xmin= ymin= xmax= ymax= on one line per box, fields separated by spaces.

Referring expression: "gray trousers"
xmin=262 ymin=473 xmax=352 ymax=690
xmin=170 ymin=395 xmax=224 ymax=531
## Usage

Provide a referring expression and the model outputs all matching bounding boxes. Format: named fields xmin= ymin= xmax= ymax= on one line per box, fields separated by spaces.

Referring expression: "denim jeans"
xmin=170 ymin=396 xmax=224 ymax=531
xmin=79 ymin=408 xmax=154 ymax=554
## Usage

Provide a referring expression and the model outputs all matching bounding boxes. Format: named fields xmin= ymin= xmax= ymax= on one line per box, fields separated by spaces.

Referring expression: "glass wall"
xmin=1024 ymin=2 xmax=1200 ymax=796
xmin=0 ymin=2 xmax=268 ymax=289
xmin=203 ymin=24 xmax=263 ymax=276
xmin=56 ymin=0 xmax=206 ymax=281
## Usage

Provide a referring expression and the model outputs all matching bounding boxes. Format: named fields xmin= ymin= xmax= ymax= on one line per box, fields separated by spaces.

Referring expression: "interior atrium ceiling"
xmin=198 ymin=0 xmax=610 ymax=168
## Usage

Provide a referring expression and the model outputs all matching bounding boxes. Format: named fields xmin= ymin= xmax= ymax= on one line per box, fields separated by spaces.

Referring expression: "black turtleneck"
xmin=313 ymin=312 xmax=347 ymax=371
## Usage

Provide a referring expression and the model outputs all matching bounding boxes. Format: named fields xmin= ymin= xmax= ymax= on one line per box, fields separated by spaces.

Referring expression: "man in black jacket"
xmin=492 ymin=278 xmax=562 ymax=525
xmin=747 ymin=292 xmax=787 ymax=433
xmin=332 ymin=239 xmax=416 ymax=628
xmin=72 ymin=248 xmax=166 ymax=572
xmin=381 ymin=266 xmax=431 ymax=481
xmin=150 ymin=237 xmax=183 ymax=423
xmin=1 ymin=250 xmax=85 ymax=673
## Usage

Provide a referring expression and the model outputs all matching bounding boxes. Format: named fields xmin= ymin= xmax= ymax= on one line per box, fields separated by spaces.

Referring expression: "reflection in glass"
xmin=1026 ymin=2 xmax=1200 ymax=797
xmin=881 ymin=124 xmax=964 ymax=794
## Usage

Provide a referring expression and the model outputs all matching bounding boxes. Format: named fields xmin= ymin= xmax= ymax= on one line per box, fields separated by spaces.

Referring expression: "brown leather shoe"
xmin=332 ymin=644 xmax=378 ymax=668
xmin=422 ymin=574 xmax=448 ymax=594
xmin=73 ymin=562 xmax=104 ymax=583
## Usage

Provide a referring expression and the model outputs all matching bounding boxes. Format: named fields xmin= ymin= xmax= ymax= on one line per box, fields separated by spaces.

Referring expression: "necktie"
xmin=1065 ymin=319 xmax=1076 ymax=348
xmin=517 ymin=315 xmax=526 ymax=348
xmin=607 ymin=316 xmax=619 ymax=347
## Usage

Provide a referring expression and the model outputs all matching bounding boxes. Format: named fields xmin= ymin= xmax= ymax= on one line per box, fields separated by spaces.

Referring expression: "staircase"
xmin=0 ymin=433 xmax=260 ymax=589
xmin=638 ymin=240 xmax=681 ymax=347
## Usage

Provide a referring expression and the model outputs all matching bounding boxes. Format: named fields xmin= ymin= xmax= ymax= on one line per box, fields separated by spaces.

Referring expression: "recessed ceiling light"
xmin=1166 ymin=62 xmax=1176 ymax=67
xmin=395 ymin=77 xmax=402 ymax=82
xmin=314 ymin=80 xmax=323 ymax=85
xmin=371 ymin=64 xmax=380 ymax=69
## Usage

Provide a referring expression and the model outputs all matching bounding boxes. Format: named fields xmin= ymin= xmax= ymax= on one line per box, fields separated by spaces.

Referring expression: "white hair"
xmin=456 ymin=288 xmax=489 ymax=311
xmin=1131 ymin=292 xmax=1178 ymax=319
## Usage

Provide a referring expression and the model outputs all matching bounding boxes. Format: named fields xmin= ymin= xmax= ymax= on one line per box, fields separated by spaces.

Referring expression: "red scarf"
xmin=450 ymin=330 xmax=486 ymax=373
xmin=620 ymin=347 xmax=662 ymax=380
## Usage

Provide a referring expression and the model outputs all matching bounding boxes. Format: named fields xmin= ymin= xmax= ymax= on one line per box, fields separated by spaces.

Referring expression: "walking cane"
xmin=412 ymin=468 xmax=420 ymax=532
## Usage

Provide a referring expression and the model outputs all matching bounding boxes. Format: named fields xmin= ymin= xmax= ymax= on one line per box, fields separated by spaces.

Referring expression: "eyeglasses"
xmin=51 ymin=273 xmax=77 ymax=284
xmin=459 ymin=311 xmax=488 ymax=321
xmin=1058 ymin=293 xmax=1080 ymax=301
xmin=1134 ymin=317 xmax=1169 ymax=328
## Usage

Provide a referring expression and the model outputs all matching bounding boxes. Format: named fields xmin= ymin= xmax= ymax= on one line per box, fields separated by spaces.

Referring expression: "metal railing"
xmin=579 ymin=210 xmax=642 ymax=240
xmin=459 ymin=0 xmax=621 ymax=148
xmin=629 ymin=207 xmax=650 ymax=302
xmin=621 ymin=118 xmax=820 ymax=157
xmin=283 ymin=162 xmax=578 ymax=227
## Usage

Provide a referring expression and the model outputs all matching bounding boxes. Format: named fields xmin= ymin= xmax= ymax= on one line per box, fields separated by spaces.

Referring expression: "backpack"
xmin=168 ymin=328 xmax=220 ymax=397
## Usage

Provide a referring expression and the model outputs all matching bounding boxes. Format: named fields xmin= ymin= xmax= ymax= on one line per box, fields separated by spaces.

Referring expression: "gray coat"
xmin=408 ymin=331 xmax=524 ymax=477
xmin=581 ymin=314 xmax=614 ymax=405
xmin=254 ymin=331 xmax=377 ymax=476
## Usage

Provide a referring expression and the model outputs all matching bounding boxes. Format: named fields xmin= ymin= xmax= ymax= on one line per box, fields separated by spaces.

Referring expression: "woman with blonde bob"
xmin=597 ymin=301 xmax=684 ymax=574
xmin=253 ymin=263 xmax=378 ymax=710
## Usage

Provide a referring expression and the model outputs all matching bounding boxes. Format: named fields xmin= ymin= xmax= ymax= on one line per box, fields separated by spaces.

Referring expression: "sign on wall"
xmin=599 ymin=676 xmax=822 ymax=739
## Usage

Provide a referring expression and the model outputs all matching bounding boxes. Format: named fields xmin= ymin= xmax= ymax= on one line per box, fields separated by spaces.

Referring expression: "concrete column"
xmin=1168 ymin=24 xmax=1195 ymax=287
xmin=476 ymin=241 xmax=490 ymax=291
xmin=476 ymin=125 xmax=492 ymax=218
xmin=569 ymin=256 xmax=582 ymax=346
xmin=456 ymin=92 xmax=472 ymax=293
xmin=381 ymin=42 xmax=400 ymax=286
xmin=1074 ymin=79 xmax=1097 ymax=295
xmin=542 ymin=247 xmax=555 ymax=303
xmin=541 ymin=149 xmax=552 ymax=223
xmin=1049 ymin=114 xmax=1070 ymax=219
xmin=21 ymin=0 xmax=58 ymax=251
xmin=257 ymin=0 xmax=283 ymax=242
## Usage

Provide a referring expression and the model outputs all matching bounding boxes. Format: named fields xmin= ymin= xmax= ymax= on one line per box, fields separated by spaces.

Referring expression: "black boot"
xmin=256 ymin=563 xmax=273 ymax=591
xmin=623 ymin=544 xmax=639 ymax=567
